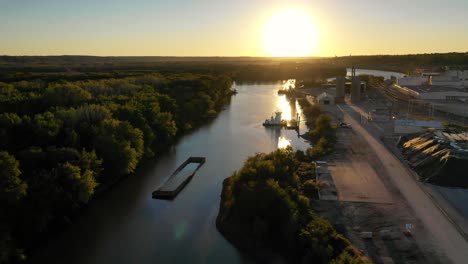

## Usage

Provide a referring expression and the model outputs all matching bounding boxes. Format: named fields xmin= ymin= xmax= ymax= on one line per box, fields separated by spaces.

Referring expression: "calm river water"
xmin=34 ymin=82 xmax=310 ymax=264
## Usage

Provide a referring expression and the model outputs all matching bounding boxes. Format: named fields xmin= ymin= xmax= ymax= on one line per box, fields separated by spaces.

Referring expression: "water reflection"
xmin=277 ymin=95 xmax=301 ymax=124
xmin=277 ymin=95 xmax=292 ymax=120
xmin=266 ymin=126 xmax=281 ymax=146
xmin=277 ymin=136 xmax=291 ymax=149
xmin=295 ymin=99 xmax=302 ymax=116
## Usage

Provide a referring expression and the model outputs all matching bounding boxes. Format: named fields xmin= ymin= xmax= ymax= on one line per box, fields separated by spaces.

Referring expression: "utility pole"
xmin=463 ymin=98 xmax=467 ymax=126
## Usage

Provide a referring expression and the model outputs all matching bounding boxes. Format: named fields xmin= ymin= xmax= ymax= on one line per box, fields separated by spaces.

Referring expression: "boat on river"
xmin=263 ymin=112 xmax=286 ymax=127
xmin=152 ymin=157 xmax=206 ymax=199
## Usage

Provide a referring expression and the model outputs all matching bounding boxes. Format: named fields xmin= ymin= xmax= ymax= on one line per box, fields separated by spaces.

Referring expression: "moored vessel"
xmin=152 ymin=157 xmax=206 ymax=199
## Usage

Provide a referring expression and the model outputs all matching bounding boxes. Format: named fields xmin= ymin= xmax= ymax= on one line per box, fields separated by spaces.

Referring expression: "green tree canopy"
xmin=0 ymin=151 xmax=27 ymax=204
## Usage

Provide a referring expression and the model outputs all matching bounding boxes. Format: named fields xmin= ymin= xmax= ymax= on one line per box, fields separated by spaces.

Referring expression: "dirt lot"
xmin=328 ymin=127 xmax=393 ymax=204
xmin=313 ymin=200 xmax=449 ymax=264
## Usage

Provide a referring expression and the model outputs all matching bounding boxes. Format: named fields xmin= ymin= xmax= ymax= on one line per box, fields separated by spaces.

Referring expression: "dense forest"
xmin=331 ymin=52 xmax=468 ymax=74
xmin=1 ymin=52 xmax=467 ymax=83
xmin=216 ymin=104 xmax=369 ymax=263
xmin=0 ymin=72 xmax=234 ymax=263
xmin=0 ymin=59 xmax=345 ymax=84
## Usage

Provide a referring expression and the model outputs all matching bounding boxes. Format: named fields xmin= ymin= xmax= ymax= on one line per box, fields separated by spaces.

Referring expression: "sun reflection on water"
xmin=277 ymin=95 xmax=292 ymax=120
xmin=277 ymin=136 xmax=291 ymax=149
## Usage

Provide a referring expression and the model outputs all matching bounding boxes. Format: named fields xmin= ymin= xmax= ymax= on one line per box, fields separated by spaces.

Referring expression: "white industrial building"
xmin=391 ymin=84 xmax=468 ymax=101
xmin=397 ymin=70 xmax=468 ymax=89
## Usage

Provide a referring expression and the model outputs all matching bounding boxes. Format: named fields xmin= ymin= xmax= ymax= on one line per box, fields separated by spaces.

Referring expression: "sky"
xmin=1 ymin=0 xmax=468 ymax=57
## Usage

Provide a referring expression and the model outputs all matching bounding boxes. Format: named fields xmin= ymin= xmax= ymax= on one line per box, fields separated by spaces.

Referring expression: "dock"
xmin=286 ymin=119 xmax=299 ymax=129
xmin=152 ymin=157 xmax=206 ymax=200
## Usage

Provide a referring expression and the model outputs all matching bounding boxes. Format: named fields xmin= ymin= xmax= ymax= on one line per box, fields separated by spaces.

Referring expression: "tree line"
xmin=0 ymin=73 xmax=233 ymax=263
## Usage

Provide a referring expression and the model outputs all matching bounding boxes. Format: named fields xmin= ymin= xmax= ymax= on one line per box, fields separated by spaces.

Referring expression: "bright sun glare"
xmin=263 ymin=9 xmax=318 ymax=57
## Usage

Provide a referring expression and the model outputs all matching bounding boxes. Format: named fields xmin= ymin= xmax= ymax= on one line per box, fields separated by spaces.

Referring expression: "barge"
xmin=152 ymin=157 xmax=206 ymax=199
xmin=263 ymin=112 xmax=286 ymax=127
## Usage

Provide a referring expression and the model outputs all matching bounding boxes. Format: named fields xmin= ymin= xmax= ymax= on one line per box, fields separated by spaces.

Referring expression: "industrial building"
xmin=397 ymin=70 xmax=468 ymax=89
xmin=389 ymin=69 xmax=468 ymax=119
xmin=335 ymin=76 xmax=345 ymax=103
xmin=394 ymin=119 xmax=443 ymax=134
xmin=350 ymin=75 xmax=361 ymax=103
xmin=331 ymin=68 xmax=367 ymax=104
xmin=368 ymin=107 xmax=391 ymax=122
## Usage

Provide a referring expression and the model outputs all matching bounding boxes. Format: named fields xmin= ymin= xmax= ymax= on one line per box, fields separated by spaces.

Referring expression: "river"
xmin=34 ymin=82 xmax=310 ymax=264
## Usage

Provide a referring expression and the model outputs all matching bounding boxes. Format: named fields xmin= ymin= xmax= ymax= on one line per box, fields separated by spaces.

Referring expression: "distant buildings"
xmin=397 ymin=70 xmax=468 ymax=89
xmin=391 ymin=70 xmax=468 ymax=119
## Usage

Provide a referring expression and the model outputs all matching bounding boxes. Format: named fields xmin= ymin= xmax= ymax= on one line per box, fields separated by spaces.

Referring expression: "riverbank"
xmin=216 ymin=101 xmax=370 ymax=263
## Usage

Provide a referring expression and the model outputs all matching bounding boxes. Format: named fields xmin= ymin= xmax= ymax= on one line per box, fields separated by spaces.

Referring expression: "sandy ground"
xmin=328 ymin=127 xmax=393 ymax=204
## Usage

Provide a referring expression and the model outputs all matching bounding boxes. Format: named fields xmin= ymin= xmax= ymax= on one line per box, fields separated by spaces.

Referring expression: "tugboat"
xmin=263 ymin=112 xmax=285 ymax=127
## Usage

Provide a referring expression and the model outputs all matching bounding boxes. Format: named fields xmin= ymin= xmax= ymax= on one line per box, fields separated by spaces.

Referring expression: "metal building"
xmin=350 ymin=76 xmax=361 ymax=103
xmin=335 ymin=76 xmax=345 ymax=103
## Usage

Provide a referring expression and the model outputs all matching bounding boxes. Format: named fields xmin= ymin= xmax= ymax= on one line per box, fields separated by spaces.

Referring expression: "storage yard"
xmin=300 ymin=68 xmax=468 ymax=263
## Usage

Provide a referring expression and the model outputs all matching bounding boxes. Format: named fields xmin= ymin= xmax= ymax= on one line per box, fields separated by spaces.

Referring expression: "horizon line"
xmin=1 ymin=52 xmax=467 ymax=59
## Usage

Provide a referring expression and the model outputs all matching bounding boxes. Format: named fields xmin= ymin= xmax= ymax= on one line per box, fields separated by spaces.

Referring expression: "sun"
xmin=263 ymin=9 xmax=318 ymax=57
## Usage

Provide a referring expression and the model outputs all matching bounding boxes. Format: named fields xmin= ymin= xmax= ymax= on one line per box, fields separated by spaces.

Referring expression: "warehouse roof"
xmin=394 ymin=119 xmax=443 ymax=128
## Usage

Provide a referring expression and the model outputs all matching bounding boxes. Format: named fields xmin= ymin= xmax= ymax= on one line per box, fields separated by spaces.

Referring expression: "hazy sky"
xmin=1 ymin=0 xmax=468 ymax=56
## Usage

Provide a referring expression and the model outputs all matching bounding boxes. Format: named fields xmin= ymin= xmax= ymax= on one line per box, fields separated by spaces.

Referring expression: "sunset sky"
xmin=2 ymin=0 xmax=468 ymax=57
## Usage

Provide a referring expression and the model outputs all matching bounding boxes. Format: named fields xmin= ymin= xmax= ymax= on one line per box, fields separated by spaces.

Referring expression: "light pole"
xmin=464 ymin=99 xmax=467 ymax=126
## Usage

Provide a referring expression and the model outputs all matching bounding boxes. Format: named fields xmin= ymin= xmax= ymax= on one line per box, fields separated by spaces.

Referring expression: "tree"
xmin=0 ymin=151 xmax=27 ymax=204
xmin=0 ymin=113 xmax=22 ymax=150
xmin=57 ymin=162 xmax=97 ymax=204
xmin=44 ymin=83 xmax=92 ymax=107
xmin=94 ymin=119 xmax=144 ymax=177
xmin=32 ymin=112 xmax=62 ymax=145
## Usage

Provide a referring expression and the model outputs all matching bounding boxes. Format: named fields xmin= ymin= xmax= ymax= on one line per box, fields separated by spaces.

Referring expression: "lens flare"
xmin=263 ymin=8 xmax=318 ymax=57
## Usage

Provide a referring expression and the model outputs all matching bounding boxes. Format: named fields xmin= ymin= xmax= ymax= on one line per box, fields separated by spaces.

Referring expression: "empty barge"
xmin=152 ymin=157 xmax=206 ymax=200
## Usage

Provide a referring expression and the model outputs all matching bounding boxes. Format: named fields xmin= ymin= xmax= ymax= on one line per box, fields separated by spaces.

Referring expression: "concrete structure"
xmin=335 ymin=76 xmax=345 ymax=103
xmin=394 ymin=119 xmax=443 ymax=134
xmin=350 ymin=76 xmax=361 ymax=103
xmin=317 ymin=92 xmax=334 ymax=105
xmin=369 ymin=107 xmax=391 ymax=122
